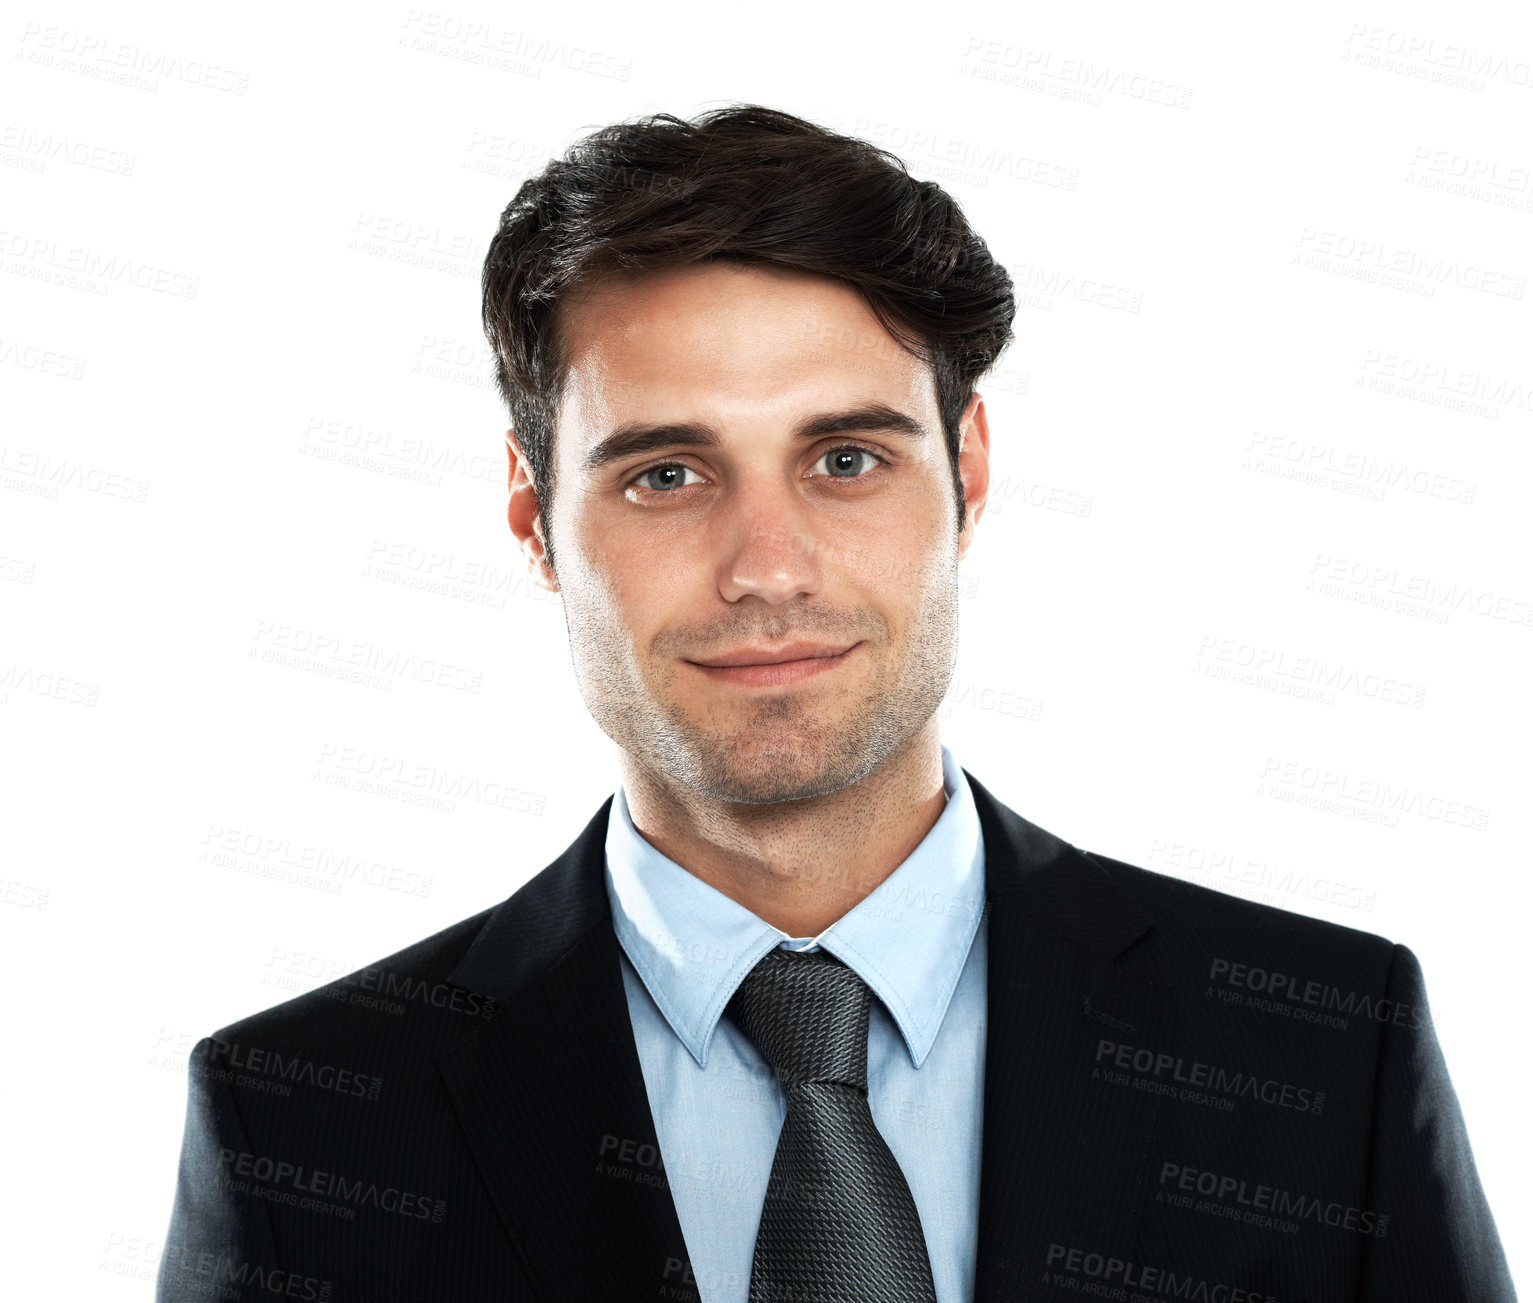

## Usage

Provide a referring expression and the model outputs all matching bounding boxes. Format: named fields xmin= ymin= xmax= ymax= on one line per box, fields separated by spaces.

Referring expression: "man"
xmin=158 ymin=105 xmax=1515 ymax=1303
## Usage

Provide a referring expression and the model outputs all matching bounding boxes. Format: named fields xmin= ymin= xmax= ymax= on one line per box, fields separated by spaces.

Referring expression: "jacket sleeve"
xmin=1355 ymin=944 xmax=1517 ymax=1300
xmin=156 ymin=1038 xmax=288 ymax=1303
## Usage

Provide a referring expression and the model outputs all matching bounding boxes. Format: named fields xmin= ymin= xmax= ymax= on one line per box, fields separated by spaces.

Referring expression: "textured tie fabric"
xmin=725 ymin=946 xmax=938 ymax=1303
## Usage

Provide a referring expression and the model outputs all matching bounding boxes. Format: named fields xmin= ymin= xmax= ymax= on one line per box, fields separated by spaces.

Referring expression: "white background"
xmin=2 ymin=0 xmax=1528 ymax=1296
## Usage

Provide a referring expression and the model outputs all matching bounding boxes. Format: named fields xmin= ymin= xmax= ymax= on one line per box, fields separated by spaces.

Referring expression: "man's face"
xmin=514 ymin=261 xmax=988 ymax=805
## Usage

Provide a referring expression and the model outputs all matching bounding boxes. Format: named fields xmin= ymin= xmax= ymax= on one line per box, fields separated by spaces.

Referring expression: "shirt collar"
xmin=603 ymin=744 xmax=985 ymax=1069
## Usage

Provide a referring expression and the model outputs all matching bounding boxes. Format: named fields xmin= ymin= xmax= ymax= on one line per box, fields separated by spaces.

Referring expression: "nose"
xmin=714 ymin=489 xmax=827 ymax=606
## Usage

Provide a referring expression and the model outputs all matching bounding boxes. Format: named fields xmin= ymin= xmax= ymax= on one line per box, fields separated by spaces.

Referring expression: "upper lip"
xmin=689 ymin=642 xmax=857 ymax=668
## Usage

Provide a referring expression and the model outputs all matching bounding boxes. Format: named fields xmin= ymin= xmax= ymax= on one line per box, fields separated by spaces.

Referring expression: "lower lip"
xmin=687 ymin=645 xmax=859 ymax=687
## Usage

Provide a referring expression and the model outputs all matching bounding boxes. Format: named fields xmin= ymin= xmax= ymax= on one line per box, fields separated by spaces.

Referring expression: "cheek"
xmin=829 ymin=503 xmax=948 ymax=591
xmin=566 ymin=540 xmax=687 ymax=647
xmin=614 ymin=542 xmax=698 ymax=618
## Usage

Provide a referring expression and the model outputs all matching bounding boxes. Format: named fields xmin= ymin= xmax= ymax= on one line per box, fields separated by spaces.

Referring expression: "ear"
xmin=505 ymin=428 xmax=559 ymax=592
xmin=955 ymin=391 xmax=991 ymax=561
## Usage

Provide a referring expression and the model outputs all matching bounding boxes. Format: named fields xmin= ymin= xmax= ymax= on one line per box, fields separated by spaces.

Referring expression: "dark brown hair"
xmin=480 ymin=103 xmax=1016 ymax=572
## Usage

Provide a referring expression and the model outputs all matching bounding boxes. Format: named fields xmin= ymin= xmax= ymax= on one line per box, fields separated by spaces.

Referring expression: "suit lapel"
xmin=437 ymin=800 xmax=692 ymax=1302
xmin=433 ymin=774 xmax=1179 ymax=1302
xmin=964 ymin=771 xmax=1181 ymax=1301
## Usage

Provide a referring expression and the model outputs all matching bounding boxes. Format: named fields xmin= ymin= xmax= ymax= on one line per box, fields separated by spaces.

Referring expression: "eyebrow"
xmin=580 ymin=402 xmax=928 ymax=474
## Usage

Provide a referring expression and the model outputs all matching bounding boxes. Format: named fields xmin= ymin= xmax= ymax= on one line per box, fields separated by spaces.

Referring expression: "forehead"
xmin=553 ymin=262 xmax=934 ymax=457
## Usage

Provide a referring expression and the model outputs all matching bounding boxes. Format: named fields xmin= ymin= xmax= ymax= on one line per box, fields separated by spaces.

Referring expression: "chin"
xmin=689 ymin=733 xmax=866 ymax=805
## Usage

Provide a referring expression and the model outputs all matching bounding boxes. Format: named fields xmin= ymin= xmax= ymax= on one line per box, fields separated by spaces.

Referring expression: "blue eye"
xmin=813 ymin=446 xmax=884 ymax=478
xmin=633 ymin=463 xmax=704 ymax=493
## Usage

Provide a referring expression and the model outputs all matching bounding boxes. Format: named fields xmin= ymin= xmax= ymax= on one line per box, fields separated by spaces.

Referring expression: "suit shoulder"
xmin=1083 ymin=848 xmax=1399 ymax=964
xmin=205 ymin=904 xmax=498 ymax=1050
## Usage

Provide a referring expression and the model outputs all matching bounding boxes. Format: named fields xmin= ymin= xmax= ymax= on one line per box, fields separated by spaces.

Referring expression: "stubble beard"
xmin=571 ymin=572 xmax=960 ymax=807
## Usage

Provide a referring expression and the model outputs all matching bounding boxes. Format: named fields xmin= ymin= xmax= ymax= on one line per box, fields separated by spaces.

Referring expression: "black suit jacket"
xmin=157 ymin=771 xmax=1515 ymax=1302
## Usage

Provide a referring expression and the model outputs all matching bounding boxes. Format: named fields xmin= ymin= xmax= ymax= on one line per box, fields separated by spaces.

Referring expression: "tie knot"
xmin=725 ymin=947 xmax=871 ymax=1092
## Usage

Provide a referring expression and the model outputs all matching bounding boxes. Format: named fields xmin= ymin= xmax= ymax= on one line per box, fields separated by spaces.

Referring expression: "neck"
xmin=618 ymin=720 xmax=948 ymax=937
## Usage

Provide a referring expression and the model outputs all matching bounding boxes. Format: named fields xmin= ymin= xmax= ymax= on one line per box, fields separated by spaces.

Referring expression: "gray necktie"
xmin=726 ymin=946 xmax=939 ymax=1303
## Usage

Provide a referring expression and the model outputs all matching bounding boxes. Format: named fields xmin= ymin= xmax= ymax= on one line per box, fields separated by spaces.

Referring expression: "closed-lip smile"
xmin=685 ymin=642 xmax=862 ymax=687
xmin=688 ymin=642 xmax=857 ymax=668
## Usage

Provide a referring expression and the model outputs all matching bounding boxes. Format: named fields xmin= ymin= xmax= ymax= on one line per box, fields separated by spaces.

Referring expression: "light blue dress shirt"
xmin=603 ymin=743 xmax=989 ymax=1303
